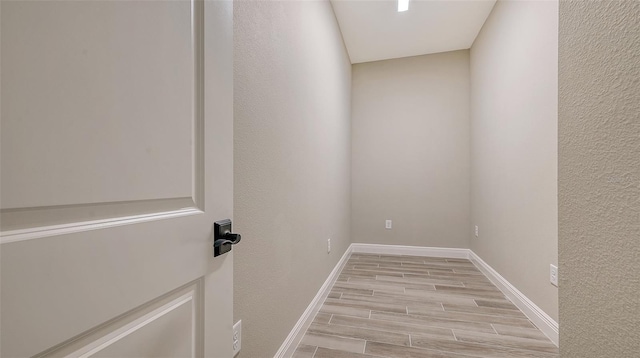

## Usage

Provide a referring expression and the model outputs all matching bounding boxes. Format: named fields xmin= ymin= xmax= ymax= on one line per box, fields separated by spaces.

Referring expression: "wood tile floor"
xmin=293 ymin=253 xmax=558 ymax=358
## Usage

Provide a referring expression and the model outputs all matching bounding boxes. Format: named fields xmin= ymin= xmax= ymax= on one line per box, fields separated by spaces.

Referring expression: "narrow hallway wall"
xmin=233 ymin=0 xmax=352 ymax=356
xmin=351 ymin=51 xmax=471 ymax=248
xmin=470 ymin=0 xmax=559 ymax=321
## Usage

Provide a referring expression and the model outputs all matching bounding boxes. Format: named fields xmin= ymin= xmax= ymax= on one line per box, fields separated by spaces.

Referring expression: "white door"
xmin=1 ymin=0 xmax=234 ymax=357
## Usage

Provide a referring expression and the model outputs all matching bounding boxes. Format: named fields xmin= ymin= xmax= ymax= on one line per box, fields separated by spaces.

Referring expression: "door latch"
xmin=214 ymin=219 xmax=241 ymax=257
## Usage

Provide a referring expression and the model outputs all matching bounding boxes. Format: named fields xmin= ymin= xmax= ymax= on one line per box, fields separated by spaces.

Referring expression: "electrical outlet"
xmin=474 ymin=225 xmax=479 ymax=238
xmin=385 ymin=220 xmax=392 ymax=229
xmin=550 ymin=264 xmax=558 ymax=287
xmin=233 ymin=320 xmax=241 ymax=356
xmin=327 ymin=238 xmax=331 ymax=254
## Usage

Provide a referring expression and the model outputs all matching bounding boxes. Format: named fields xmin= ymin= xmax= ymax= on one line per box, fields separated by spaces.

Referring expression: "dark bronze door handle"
xmin=214 ymin=219 xmax=241 ymax=257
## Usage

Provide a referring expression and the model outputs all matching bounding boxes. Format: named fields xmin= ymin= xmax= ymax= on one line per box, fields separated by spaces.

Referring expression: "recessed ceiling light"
xmin=398 ymin=0 xmax=409 ymax=12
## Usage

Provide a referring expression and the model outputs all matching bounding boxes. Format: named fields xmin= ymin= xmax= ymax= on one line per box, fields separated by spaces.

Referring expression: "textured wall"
xmin=351 ymin=51 xmax=471 ymax=248
xmin=559 ymin=1 xmax=640 ymax=356
xmin=233 ymin=0 xmax=352 ymax=357
xmin=470 ymin=0 xmax=559 ymax=321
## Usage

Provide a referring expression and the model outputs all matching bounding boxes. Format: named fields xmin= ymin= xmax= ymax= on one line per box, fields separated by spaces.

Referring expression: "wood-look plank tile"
xmin=453 ymin=329 xmax=559 ymax=354
xmin=346 ymin=277 xmax=437 ymax=291
xmin=401 ymin=254 xmax=446 ymax=260
xmin=314 ymin=347 xmax=376 ymax=358
xmin=459 ymin=282 xmax=503 ymax=291
xmin=344 ymin=265 xmax=380 ymax=271
xmin=373 ymin=290 xmax=478 ymax=306
xmin=444 ymin=259 xmax=477 ymax=266
xmin=420 ymin=271 xmax=492 ymax=281
xmin=376 ymin=274 xmax=465 ymax=287
xmin=402 ymin=288 xmax=503 ymax=306
xmin=374 ymin=261 xmax=408 ymax=268
xmin=327 ymin=291 xmax=342 ymax=299
xmin=492 ymin=323 xmax=552 ymax=341
xmin=300 ymin=332 xmax=365 ymax=354
xmin=330 ymin=314 xmax=456 ymax=339
xmin=411 ymin=265 xmax=463 ymax=273
xmin=370 ymin=311 xmax=496 ymax=333
xmin=340 ymin=292 xmax=444 ymax=310
xmin=406 ymin=255 xmax=448 ymax=262
xmin=442 ymin=303 xmax=529 ymax=318
xmin=475 ymin=298 xmax=520 ymax=310
xmin=297 ymin=254 xmax=557 ymax=358
xmin=342 ymin=269 xmax=403 ymax=278
xmin=431 ymin=261 xmax=478 ymax=269
xmin=433 ymin=284 xmax=507 ymax=299
xmin=372 ymin=255 xmax=435 ymax=263
xmin=323 ymin=297 xmax=407 ymax=314
xmin=406 ymin=305 xmax=537 ymax=328
xmin=379 ymin=261 xmax=456 ymax=272
xmin=404 ymin=272 xmax=492 ymax=285
xmin=351 ymin=266 xmax=448 ymax=276
xmin=292 ymin=344 xmax=317 ymax=358
xmin=430 ymin=264 xmax=481 ymax=272
xmin=345 ymin=261 xmax=379 ymax=267
xmin=319 ymin=303 xmax=370 ymax=318
xmin=330 ymin=287 xmax=374 ymax=296
xmin=411 ymin=335 xmax=558 ymax=358
xmin=381 ymin=265 xmax=456 ymax=275
xmin=342 ymin=268 xmax=371 ymax=274
xmin=452 ymin=267 xmax=483 ymax=273
xmin=365 ymin=341 xmax=477 ymax=358
xmin=422 ymin=256 xmax=450 ymax=263
xmin=313 ymin=313 xmax=332 ymax=324
xmin=352 ymin=258 xmax=410 ymax=265
xmin=340 ymin=294 xmax=444 ymax=311
xmin=308 ymin=322 xmax=410 ymax=346
xmin=334 ymin=281 xmax=406 ymax=294
xmin=432 ymin=274 xmax=487 ymax=283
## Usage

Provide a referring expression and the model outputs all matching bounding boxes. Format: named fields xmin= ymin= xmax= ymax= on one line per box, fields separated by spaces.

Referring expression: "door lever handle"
xmin=214 ymin=232 xmax=241 ymax=247
xmin=213 ymin=219 xmax=241 ymax=257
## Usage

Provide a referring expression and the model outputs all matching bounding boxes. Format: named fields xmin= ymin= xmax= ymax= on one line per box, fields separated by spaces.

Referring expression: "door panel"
xmin=91 ymin=299 xmax=195 ymax=358
xmin=0 ymin=0 xmax=233 ymax=357
xmin=38 ymin=280 xmax=203 ymax=358
xmin=1 ymin=0 xmax=205 ymax=242
xmin=1 ymin=0 xmax=195 ymax=209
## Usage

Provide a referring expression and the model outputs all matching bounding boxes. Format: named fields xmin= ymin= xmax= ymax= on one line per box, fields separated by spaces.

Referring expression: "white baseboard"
xmin=468 ymin=251 xmax=559 ymax=346
xmin=351 ymin=243 xmax=469 ymax=259
xmin=274 ymin=244 xmax=559 ymax=357
xmin=273 ymin=244 xmax=353 ymax=358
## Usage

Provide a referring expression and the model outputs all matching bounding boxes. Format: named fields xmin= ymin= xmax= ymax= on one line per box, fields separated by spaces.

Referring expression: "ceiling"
xmin=330 ymin=0 xmax=497 ymax=64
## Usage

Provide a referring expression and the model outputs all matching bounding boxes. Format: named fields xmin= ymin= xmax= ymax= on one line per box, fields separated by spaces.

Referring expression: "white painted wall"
xmin=351 ymin=51 xmax=471 ymax=249
xmin=233 ymin=0 xmax=351 ymax=356
xmin=559 ymin=1 xmax=640 ymax=355
xmin=470 ymin=0 xmax=559 ymax=321
xmin=235 ymin=1 xmax=564 ymax=354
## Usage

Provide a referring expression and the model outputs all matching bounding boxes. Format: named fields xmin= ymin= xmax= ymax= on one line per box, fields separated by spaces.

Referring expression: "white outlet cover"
xmin=474 ymin=225 xmax=479 ymax=237
xmin=385 ymin=220 xmax=392 ymax=229
xmin=550 ymin=264 xmax=558 ymax=287
xmin=233 ymin=320 xmax=242 ymax=356
xmin=327 ymin=238 xmax=331 ymax=254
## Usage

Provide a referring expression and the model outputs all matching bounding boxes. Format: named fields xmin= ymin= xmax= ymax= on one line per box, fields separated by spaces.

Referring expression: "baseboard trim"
xmin=273 ymin=244 xmax=353 ymax=358
xmin=351 ymin=243 xmax=469 ymax=259
xmin=274 ymin=244 xmax=559 ymax=357
xmin=468 ymin=251 xmax=559 ymax=346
